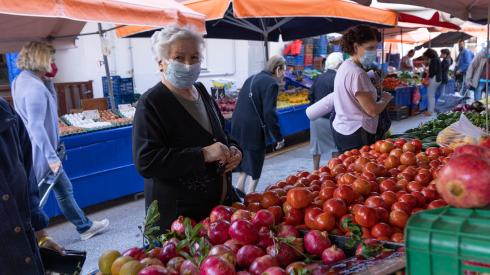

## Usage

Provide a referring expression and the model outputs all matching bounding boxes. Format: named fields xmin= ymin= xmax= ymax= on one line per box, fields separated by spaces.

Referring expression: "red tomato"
xmin=371 ymin=223 xmax=393 ymax=239
xmin=410 ymin=140 xmax=423 ymax=152
xmin=245 ymin=192 xmax=262 ymax=205
xmin=391 ymin=201 xmax=412 ymax=214
xmin=286 ymin=188 xmax=313 ymax=209
xmin=389 ymin=210 xmax=409 ymax=229
xmin=307 ymin=174 xmax=320 ymax=182
xmin=328 ymin=159 xmax=342 ymax=170
xmin=396 ymin=191 xmax=407 ymax=199
xmin=333 ymin=185 xmax=355 ymax=204
xmin=319 ymin=186 xmax=336 ymax=201
xmin=411 ymin=191 xmax=427 ymax=208
xmin=361 ymin=171 xmax=376 ymax=182
xmin=379 ymin=179 xmax=398 ymax=193
xmin=323 ymin=198 xmax=347 ymax=218
xmin=297 ymin=171 xmax=310 ymax=178
xmin=391 ymin=232 xmax=404 ymax=243
xmin=407 ymin=181 xmax=423 ymax=192
xmin=381 ymin=191 xmax=397 ymax=208
xmin=398 ymin=194 xmax=418 ymax=209
xmin=425 ymin=147 xmax=441 ymax=158
xmin=375 ymin=207 xmax=390 ymax=223
xmin=402 ymin=143 xmax=416 ymax=153
xmin=304 ymin=207 xmax=322 ymax=229
xmin=365 ymin=196 xmax=387 ymax=209
xmin=321 ymin=180 xmax=336 ymax=189
xmin=394 ymin=138 xmax=407 ymax=149
xmin=414 ymin=173 xmax=431 ymax=186
xmin=354 ymin=206 xmax=378 ymax=228
xmin=388 ymin=168 xmax=401 ymax=177
xmin=352 ymin=178 xmax=371 ymax=196
xmin=427 ymin=200 xmax=448 ymax=209
xmin=331 ymin=164 xmax=347 ymax=176
xmin=315 ymin=212 xmax=336 ymax=231
xmin=400 ymin=152 xmax=416 ymax=166
xmin=339 ymin=173 xmax=356 ymax=185
xmin=421 ymin=188 xmax=438 ymax=203
xmin=379 ymin=141 xmax=395 ymax=154
xmin=261 ymin=191 xmax=280 ymax=208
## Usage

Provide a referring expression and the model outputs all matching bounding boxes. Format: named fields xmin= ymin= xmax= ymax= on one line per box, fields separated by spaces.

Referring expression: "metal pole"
xmin=382 ymin=28 xmax=385 ymax=81
xmin=485 ymin=3 xmax=489 ymax=134
xmin=264 ymin=34 xmax=270 ymax=61
xmin=98 ymin=23 xmax=116 ymax=111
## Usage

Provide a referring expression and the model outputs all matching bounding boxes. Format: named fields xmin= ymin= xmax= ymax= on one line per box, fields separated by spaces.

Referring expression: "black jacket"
xmin=309 ymin=69 xmax=336 ymax=119
xmin=429 ymin=58 xmax=442 ymax=83
xmin=0 ymin=97 xmax=48 ymax=275
xmin=132 ymin=82 xmax=241 ymax=231
xmin=231 ymin=71 xmax=283 ymax=151
xmin=441 ymin=58 xmax=452 ymax=84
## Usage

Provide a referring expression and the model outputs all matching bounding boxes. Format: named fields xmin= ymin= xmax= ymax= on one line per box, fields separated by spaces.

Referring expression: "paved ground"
xmin=46 ymin=114 xmax=433 ymax=274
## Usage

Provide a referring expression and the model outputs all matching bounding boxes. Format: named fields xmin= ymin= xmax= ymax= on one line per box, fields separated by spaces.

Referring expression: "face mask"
xmin=360 ymin=50 xmax=377 ymax=69
xmin=45 ymin=63 xmax=58 ymax=78
xmin=163 ymin=60 xmax=201 ymax=89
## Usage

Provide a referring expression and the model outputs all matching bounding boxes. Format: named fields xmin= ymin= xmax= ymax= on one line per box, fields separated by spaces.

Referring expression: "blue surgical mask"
xmin=360 ymin=50 xmax=377 ymax=69
xmin=164 ymin=60 xmax=201 ymax=88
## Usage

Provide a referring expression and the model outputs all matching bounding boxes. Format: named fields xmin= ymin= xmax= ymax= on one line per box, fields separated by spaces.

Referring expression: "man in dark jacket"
xmin=232 ymin=56 xmax=285 ymax=194
xmin=0 ymin=97 xmax=63 ymax=275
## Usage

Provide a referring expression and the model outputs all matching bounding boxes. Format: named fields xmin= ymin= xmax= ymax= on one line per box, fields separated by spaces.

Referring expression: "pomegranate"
xmin=229 ymin=220 xmax=259 ymax=245
xmin=200 ymin=256 xmax=235 ymax=275
xmin=155 ymin=243 xmax=176 ymax=264
xmin=224 ymin=239 xmax=243 ymax=254
xmin=276 ymin=224 xmax=300 ymax=238
xmin=303 ymin=230 xmax=331 ymax=256
xmin=171 ymin=216 xmax=195 ymax=235
xmin=208 ymin=220 xmax=231 ymax=245
xmin=267 ymin=241 xmax=301 ymax=267
xmin=322 ymin=245 xmax=346 ymax=265
xmin=237 ymin=272 xmax=252 ymax=275
xmin=210 ymin=205 xmax=234 ymax=223
xmin=286 ymin=262 xmax=307 ymax=274
xmin=262 ymin=267 xmax=287 ymax=275
xmin=249 ymin=255 xmax=279 ymax=275
xmin=138 ymin=265 xmax=168 ymax=275
xmin=436 ymin=153 xmax=490 ymax=208
xmin=252 ymin=209 xmax=275 ymax=229
xmin=237 ymin=245 xmax=266 ymax=268
xmin=122 ymin=247 xmax=145 ymax=260
xmin=257 ymin=227 xmax=274 ymax=249
xmin=453 ymin=144 xmax=490 ymax=159
xmin=231 ymin=209 xmax=253 ymax=222
xmin=166 ymin=257 xmax=184 ymax=272
xmin=209 ymin=245 xmax=236 ymax=267
xmin=180 ymin=259 xmax=199 ymax=275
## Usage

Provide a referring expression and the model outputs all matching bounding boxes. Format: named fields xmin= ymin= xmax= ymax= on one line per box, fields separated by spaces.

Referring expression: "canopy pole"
xmin=264 ymin=34 xmax=270 ymax=61
xmin=485 ymin=3 xmax=489 ymax=134
xmin=400 ymin=28 xmax=404 ymax=56
xmin=381 ymin=28 xmax=385 ymax=92
xmin=98 ymin=23 xmax=116 ymax=111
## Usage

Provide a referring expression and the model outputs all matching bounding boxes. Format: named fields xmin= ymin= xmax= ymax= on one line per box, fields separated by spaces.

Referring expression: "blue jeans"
xmin=475 ymin=82 xmax=487 ymax=101
xmin=41 ymin=170 xmax=92 ymax=233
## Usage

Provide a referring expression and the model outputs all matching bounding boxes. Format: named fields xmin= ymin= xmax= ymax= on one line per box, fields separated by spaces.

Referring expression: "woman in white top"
xmin=331 ymin=25 xmax=393 ymax=152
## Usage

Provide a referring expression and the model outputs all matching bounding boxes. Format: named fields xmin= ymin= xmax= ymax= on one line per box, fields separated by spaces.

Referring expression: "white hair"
xmin=325 ymin=52 xmax=344 ymax=70
xmin=151 ymin=25 xmax=205 ymax=62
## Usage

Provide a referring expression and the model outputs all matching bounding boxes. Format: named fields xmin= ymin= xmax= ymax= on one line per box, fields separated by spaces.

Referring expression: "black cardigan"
xmin=309 ymin=69 xmax=336 ymax=119
xmin=132 ymin=82 xmax=241 ymax=230
xmin=429 ymin=58 xmax=442 ymax=83
xmin=231 ymin=71 xmax=283 ymax=151
xmin=441 ymin=58 xmax=452 ymax=84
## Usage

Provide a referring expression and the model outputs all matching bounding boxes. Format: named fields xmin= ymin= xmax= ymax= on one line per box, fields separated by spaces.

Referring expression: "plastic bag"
xmin=436 ymin=114 xmax=485 ymax=149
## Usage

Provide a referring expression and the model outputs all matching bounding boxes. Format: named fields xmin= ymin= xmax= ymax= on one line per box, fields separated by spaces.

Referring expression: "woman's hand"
xmin=49 ymin=161 xmax=61 ymax=174
xmin=36 ymin=230 xmax=65 ymax=255
xmin=381 ymin=92 xmax=394 ymax=103
xmin=225 ymin=146 xmax=242 ymax=173
xmin=202 ymin=142 xmax=230 ymax=164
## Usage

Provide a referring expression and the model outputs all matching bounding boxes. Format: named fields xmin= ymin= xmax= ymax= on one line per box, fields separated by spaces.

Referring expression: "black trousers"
xmin=332 ymin=127 xmax=376 ymax=153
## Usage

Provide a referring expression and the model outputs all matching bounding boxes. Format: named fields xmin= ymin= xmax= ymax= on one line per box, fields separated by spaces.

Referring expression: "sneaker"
xmin=80 ymin=219 xmax=110 ymax=241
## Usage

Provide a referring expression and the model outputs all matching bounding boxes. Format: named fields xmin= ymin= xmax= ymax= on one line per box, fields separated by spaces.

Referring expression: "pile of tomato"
xmin=234 ymin=138 xmax=451 ymax=243
xmin=382 ymin=77 xmax=403 ymax=91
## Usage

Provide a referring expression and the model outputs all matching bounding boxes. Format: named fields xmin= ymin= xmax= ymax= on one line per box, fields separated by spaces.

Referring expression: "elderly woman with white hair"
xmin=132 ymin=26 xmax=242 ymax=230
xmin=231 ymin=56 xmax=286 ymax=194
xmin=309 ymin=52 xmax=343 ymax=170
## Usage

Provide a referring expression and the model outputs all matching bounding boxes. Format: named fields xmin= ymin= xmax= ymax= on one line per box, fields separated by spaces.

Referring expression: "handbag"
xmin=248 ymin=75 xmax=273 ymax=145
xmin=40 ymin=247 xmax=86 ymax=275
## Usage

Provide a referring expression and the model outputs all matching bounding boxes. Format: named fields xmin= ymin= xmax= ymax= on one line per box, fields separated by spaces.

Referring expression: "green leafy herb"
xmin=341 ymin=218 xmax=362 ymax=249
xmin=143 ymin=200 xmax=161 ymax=250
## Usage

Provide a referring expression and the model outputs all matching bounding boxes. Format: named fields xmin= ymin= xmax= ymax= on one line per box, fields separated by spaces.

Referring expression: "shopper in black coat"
xmin=231 ymin=56 xmax=285 ymax=194
xmin=0 ymin=97 xmax=63 ymax=275
xmin=132 ymin=26 xmax=242 ymax=231
xmin=423 ymin=48 xmax=442 ymax=116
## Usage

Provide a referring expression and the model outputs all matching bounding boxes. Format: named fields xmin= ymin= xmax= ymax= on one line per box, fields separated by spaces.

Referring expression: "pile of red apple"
xmin=235 ymin=138 xmax=450 ymax=243
xmin=217 ymin=97 xmax=237 ymax=114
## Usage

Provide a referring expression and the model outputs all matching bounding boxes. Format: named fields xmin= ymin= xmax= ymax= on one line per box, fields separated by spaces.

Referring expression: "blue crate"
xmin=419 ymin=85 xmax=428 ymax=111
xmin=107 ymin=94 xmax=135 ymax=108
xmin=103 ymin=76 xmax=134 ymax=96
xmin=391 ymin=87 xmax=412 ymax=107
xmin=277 ymin=104 xmax=310 ymax=136
xmin=6 ymin=52 xmax=21 ymax=84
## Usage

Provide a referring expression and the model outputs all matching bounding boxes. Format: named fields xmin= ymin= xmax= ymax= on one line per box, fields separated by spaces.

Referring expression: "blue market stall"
xmin=42 ymin=126 xmax=144 ymax=217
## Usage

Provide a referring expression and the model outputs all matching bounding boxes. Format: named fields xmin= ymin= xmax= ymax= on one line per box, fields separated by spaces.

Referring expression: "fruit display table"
xmin=42 ymin=126 xmax=144 ymax=217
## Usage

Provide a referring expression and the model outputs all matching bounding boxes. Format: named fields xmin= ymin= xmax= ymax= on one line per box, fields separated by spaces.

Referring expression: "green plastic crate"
xmin=406 ymin=206 xmax=490 ymax=275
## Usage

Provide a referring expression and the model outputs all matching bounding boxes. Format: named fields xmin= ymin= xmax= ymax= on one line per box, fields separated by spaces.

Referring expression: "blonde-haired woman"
xmin=132 ymin=26 xmax=242 ymax=230
xmin=12 ymin=41 xmax=109 ymax=240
